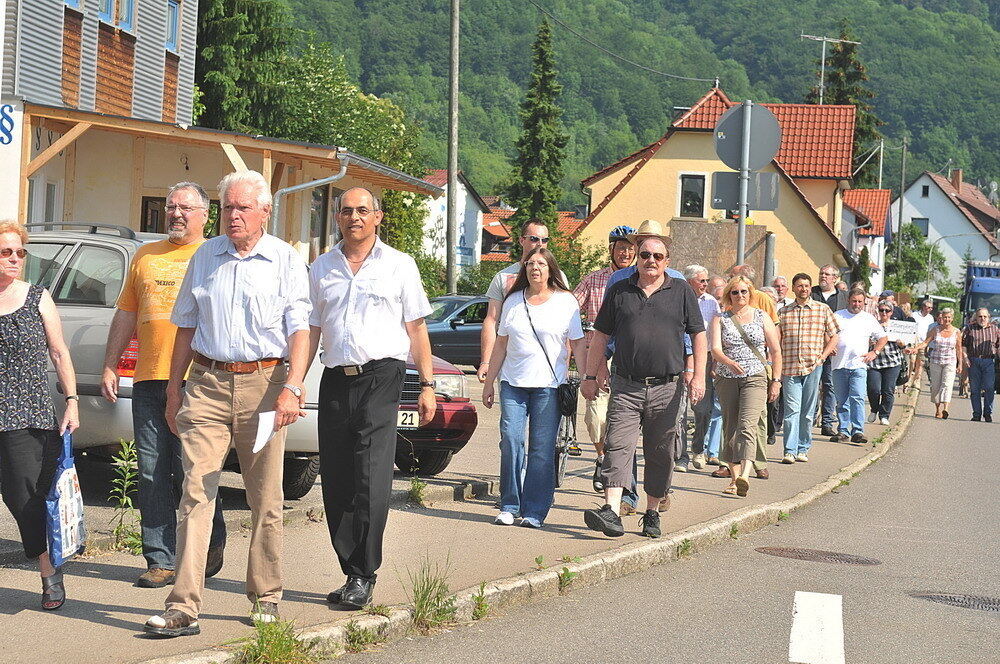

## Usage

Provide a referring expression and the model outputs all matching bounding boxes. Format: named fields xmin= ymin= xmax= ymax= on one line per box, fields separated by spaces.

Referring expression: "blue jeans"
xmin=968 ymin=357 xmax=996 ymax=418
xmin=704 ymin=393 xmax=723 ymax=459
xmin=832 ymin=367 xmax=867 ymax=436
xmin=498 ymin=382 xmax=559 ymax=523
xmin=819 ymin=358 xmax=837 ymax=429
xmin=866 ymin=364 xmax=901 ymax=419
xmin=133 ymin=380 xmax=226 ymax=570
xmin=782 ymin=366 xmax=822 ymax=455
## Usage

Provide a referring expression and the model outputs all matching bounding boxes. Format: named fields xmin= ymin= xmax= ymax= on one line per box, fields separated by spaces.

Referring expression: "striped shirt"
xmin=573 ymin=265 xmax=614 ymax=327
xmin=778 ymin=299 xmax=840 ymax=376
xmin=962 ymin=322 xmax=1000 ymax=359
xmin=171 ymin=233 xmax=311 ymax=362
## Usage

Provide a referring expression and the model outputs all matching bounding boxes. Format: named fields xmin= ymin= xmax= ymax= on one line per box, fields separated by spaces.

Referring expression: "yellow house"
xmin=574 ymin=88 xmax=856 ymax=279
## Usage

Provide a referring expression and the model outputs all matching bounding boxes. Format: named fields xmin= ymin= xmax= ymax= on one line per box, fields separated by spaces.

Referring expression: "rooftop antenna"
xmin=800 ymin=33 xmax=861 ymax=104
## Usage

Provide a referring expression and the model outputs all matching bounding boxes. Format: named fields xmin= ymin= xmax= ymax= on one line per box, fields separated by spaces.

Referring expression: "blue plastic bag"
xmin=45 ymin=432 xmax=86 ymax=566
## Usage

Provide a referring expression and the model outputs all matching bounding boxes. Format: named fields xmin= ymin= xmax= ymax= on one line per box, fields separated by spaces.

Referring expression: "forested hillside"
xmin=284 ymin=0 xmax=1000 ymax=203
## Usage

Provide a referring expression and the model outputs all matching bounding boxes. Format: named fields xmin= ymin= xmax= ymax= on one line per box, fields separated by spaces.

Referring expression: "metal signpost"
xmin=713 ymin=101 xmax=782 ymax=264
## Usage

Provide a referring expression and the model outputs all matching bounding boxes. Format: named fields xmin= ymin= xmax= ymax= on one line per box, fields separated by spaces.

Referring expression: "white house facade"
xmin=421 ymin=169 xmax=489 ymax=268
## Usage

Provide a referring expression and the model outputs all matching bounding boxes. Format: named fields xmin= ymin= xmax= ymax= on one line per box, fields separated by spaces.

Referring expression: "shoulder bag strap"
xmin=523 ymin=294 xmax=559 ymax=384
xmin=730 ymin=311 xmax=771 ymax=378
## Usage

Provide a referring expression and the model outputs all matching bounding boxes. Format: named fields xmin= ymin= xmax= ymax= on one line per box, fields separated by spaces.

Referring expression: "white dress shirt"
xmin=309 ymin=238 xmax=432 ymax=368
xmin=832 ymin=309 xmax=887 ymax=370
xmin=171 ymin=233 xmax=311 ymax=362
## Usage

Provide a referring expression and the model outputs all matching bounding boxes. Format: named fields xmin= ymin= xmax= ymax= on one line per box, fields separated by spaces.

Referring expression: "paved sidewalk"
xmin=0 ymin=383 xmax=919 ymax=664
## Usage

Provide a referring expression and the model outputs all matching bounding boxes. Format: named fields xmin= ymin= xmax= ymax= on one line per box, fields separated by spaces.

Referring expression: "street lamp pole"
xmin=924 ymin=232 xmax=983 ymax=297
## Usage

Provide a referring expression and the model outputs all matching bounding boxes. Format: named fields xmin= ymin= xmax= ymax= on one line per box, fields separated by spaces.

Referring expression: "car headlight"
xmin=434 ymin=373 xmax=467 ymax=399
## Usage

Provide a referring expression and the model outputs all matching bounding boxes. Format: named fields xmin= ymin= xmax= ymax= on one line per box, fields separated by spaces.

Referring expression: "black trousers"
xmin=0 ymin=428 xmax=61 ymax=559
xmin=767 ymin=388 xmax=784 ymax=440
xmin=318 ymin=359 xmax=405 ymax=580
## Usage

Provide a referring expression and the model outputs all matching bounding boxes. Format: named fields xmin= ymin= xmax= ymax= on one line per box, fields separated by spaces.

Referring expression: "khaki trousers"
xmin=166 ymin=363 xmax=288 ymax=619
xmin=715 ymin=373 xmax=768 ymax=464
xmin=584 ymin=388 xmax=610 ymax=447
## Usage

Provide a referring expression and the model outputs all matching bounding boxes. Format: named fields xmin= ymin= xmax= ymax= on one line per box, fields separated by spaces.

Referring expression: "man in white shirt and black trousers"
xmin=307 ymin=187 xmax=437 ymax=608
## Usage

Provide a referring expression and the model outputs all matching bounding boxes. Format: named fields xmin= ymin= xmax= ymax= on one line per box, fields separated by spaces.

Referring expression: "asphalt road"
xmin=342 ymin=393 xmax=1000 ymax=664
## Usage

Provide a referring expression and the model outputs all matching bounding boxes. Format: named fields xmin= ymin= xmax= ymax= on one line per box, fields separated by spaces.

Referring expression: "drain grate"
xmin=755 ymin=546 xmax=881 ymax=566
xmin=910 ymin=593 xmax=1000 ymax=612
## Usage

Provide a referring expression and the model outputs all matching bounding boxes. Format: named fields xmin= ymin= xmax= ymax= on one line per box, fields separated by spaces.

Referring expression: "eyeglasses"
xmin=165 ymin=204 xmax=206 ymax=214
xmin=339 ymin=207 xmax=375 ymax=217
xmin=730 ymin=289 xmax=750 ymax=296
xmin=0 ymin=248 xmax=27 ymax=259
xmin=638 ymin=251 xmax=665 ymax=261
xmin=523 ymin=235 xmax=550 ymax=244
xmin=878 ymin=308 xmax=893 ymax=313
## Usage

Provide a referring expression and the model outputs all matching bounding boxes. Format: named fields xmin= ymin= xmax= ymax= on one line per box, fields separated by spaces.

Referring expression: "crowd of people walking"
xmin=1 ymin=171 xmax=996 ymax=633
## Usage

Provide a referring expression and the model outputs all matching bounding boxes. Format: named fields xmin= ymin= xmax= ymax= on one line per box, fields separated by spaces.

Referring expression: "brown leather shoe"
xmin=135 ymin=568 xmax=175 ymax=588
xmin=755 ymin=468 xmax=769 ymax=480
xmin=144 ymin=609 xmax=200 ymax=637
xmin=711 ymin=466 xmax=731 ymax=478
xmin=657 ymin=495 xmax=671 ymax=512
xmin=205 ymin=545 xmax=225 ymax=578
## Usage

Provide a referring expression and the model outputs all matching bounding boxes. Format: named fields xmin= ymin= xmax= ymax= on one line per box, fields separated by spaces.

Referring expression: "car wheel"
xmin=394 ymin=449 xmax=453 ymax=476
xmin=282 ymin=456 xmax=320 ymax=500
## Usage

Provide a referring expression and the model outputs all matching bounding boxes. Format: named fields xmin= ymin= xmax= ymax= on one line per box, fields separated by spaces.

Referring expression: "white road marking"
xmin=788 ymin=591 xmax=846 ymax=664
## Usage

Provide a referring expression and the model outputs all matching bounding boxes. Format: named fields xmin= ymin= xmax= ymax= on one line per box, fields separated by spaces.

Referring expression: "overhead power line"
xmin=525 ymin=0 xmax=719 ymax=85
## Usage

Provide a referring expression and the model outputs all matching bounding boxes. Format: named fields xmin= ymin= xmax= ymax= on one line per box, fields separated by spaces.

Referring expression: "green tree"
xmin=504 ymin=20 xmax=569 ymax=253
xmin=851 ymin=245 xmax=872 ymax=291
xmin=195 ymin=0 xmax=293 ymax=132
xmin=805 ymin=20 xmax=884 ymax=188
xmin=885 ymin=223 xmax=948 ymax=295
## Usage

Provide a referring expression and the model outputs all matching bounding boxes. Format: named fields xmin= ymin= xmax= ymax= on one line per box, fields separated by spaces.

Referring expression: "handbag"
xmin=523 ymin=295 xmax=579 ymax=417
xmin=45 ymin=432 xmax=87 ymax=567
xmin=896 ymin=359 xmax=910 ymax=386
xmin=730 ymin=313 xmax=772 ymax=381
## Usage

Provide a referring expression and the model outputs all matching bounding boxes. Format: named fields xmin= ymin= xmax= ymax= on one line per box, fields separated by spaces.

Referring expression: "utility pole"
xmin=445 ymin=0 xmax=460 ymax=293
xmin=896 ymin=136 xmax=907 ymax=263
xmin=800 ymin=33 xmax=861 ymax=104
xmin=877 ymin=138 xmax=884 ymax=189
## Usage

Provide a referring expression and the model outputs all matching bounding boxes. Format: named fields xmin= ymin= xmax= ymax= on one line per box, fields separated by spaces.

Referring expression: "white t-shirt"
xmin=497 ymin=290 xmax=584 ymax=388
xmin=832 ymin=309 xmax=887 ymax=370
xmin=912 ymin=310 xmax=935 ymax=339
xmin=486 ymin=263 xmax=570 ymax=301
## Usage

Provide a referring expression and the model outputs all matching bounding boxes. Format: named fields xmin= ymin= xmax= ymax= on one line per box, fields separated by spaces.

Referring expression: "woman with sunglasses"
xmin=0 ymin=220 xmax=80 ymax=610
xmin=482 ymin=248 xmax=587 ymax=528
xmin=866 ymin=301 xmax=910 ymax=425
xmin=710 ymin=276 xmax=782 ymax=497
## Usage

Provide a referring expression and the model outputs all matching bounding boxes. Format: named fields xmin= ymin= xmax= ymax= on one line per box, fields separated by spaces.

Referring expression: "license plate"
xmin=397 ymin=410 xmax=418 ymax=430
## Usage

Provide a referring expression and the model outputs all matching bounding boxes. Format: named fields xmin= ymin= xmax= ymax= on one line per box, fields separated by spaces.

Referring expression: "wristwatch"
xmin=583 ymin=375 xmax=598 ymax=381
xmin=419 ymin=380 xmax=437 ymax=389
xmin=282 ymin=384 xmax=303 ymax=398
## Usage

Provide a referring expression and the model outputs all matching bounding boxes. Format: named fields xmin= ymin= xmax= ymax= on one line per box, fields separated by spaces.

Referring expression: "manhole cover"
xmin=910 ymin=593 xmax=1000 ymax=612
xmin=755 ymin=547 xmax=881 ymax=566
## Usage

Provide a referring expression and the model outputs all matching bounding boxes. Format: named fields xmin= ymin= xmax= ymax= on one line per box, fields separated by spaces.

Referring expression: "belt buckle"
xmin=343 ymin=365 xmax=362 ymax=376
xmin=643 ymin=376 xmax=656 ymax=386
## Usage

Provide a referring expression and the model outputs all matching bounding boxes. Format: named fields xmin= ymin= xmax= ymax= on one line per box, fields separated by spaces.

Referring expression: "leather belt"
xmin=193 ymin=352 xmax=284 ymax=374
xmin=331 ymin=358 xmax=397 ymax=376
xmin=614 ymin=368 xmax=678 ymax=386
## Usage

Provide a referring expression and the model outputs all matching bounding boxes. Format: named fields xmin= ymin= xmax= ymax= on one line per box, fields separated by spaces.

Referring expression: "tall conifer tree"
xmin=504 ymin=19 xmax=568 ymax=255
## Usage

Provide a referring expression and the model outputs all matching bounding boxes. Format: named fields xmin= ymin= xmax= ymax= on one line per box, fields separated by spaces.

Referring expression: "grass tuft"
xmin=471 ymin=581 xmax=489 ymax=620
xmin=362 ymin=603 xmax=391 ymax=618
xmin=408 ymin=476 xmax=427 ymax=505
xmin=729 ymin=523 xmax=740 ymax=540
xmin=677 ymin=538 xmax=693 ymax=557
xmin=557 ymin=567 xmax=578 ymax=593
xmin=235 ymin=616 xmax=319 ymax=664
xmin=344 ymin=621 xmax=384 ymax=654
xmin=533 ymin=555 xmax=545 ymax=570
xmin=560 ymin=555 xmax=582 ymax=563
xmin=405 ymin=556 xmax=457 ymax=634
xmin=778 ymin=511 xmax=789 ymax=522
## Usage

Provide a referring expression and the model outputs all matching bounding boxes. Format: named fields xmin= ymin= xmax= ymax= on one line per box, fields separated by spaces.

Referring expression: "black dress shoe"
xmin=340 ymin=576 xmax=376 ymax=608
xmin=820 ymin=426 xmax=836 ymax=437
xmin=986 ymin=414 xmax=993 ymax=423
xmin=326 ymin=581 xmax=349 ymax=604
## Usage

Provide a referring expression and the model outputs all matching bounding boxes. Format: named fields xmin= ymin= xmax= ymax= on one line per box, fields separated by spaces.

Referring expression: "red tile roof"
xmin=583 ymin=88 xmax=856 ymax=185
xmin=843 ymin=189 xmax=892 ymax=235
xmin=557 ymin=211 xmax=585 ymax=236
xmin=926 ymin=172 xmax=1000 ymax=252
xmin=480 ymin=251 xmax=513 ymax=263
xmin=424 ymin=169 xmax=449 ymax=187
xmin=482 ymin=208 xmax=515 ymax=238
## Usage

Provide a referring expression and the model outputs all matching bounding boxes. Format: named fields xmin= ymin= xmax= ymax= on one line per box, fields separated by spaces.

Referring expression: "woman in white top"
xmin=483 ymin=248 xmax=587 ymax=528
xmin=908 ymin=307 xmax=963 ymax=418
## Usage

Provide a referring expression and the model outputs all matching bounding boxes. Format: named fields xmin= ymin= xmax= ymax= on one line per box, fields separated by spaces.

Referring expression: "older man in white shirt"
xmin=144 ymin=171 xmax=311 ymax=637
xmin=308 ymin=187 xmax=437 ymax=609
xmin=684 ymin=265 xmax=720 ymax=469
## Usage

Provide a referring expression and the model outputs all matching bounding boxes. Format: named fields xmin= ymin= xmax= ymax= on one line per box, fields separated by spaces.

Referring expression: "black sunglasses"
xmin=730 ymin=289 xmax=750 ymax=296
xmin=0 ymin=248 xmax=27 ymax=259
xmin=523 ymin=235 xmax=550 ymax=244
xmin=878 ymin=308 xmax=893 ymax=313
xmin=639 ymin=250 xmax=665 ymax=261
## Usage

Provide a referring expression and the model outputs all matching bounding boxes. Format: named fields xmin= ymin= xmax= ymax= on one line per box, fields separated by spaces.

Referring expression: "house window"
xmin=98 ymin=0 xmax=113 ymax=22
xmin=921 ymin=185 xmax=930 ymax=198
xmin=912 ymin=217 xmax=929 ymax=237
xmin=166 ymin=0 xmax=180 ymax=51
xmin=64 ymin=0 xmax=82 ymax=8
xmin=99 ymin=0 xmax=135 ymax=31
xmin=679 ymin=174 xmax=706 ymax=218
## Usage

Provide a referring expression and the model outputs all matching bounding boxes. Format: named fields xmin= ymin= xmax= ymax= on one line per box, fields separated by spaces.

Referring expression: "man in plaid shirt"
xmin=778 ymin=273 xmax=840 ymax=464
xmin=573 ymin=226 xmax=636 ymax=492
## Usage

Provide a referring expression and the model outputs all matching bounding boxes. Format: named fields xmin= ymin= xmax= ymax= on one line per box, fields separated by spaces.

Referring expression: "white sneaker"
xmin=866 ymin=412 xmax=877 ymax=423
xmin=692 ymin=453 xmax=706 ymax=469
xmin=494 ymin=511 xmax=515 ymax=526
xmin=879 ymin=416 xmax=890 ymax=426
xmin=782 ymin=453 xmax=795 ymax=464
xmin=795 ymin=453 xmax=809 ymax=463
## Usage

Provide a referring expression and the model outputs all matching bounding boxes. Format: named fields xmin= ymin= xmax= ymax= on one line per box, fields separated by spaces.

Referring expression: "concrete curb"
xmin=138 ymin=388 xmax=920 ymax=663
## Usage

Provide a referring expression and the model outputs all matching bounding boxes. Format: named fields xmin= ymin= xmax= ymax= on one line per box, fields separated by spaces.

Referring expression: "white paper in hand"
xmin=254 ymin=411 xmax=277 ymax=453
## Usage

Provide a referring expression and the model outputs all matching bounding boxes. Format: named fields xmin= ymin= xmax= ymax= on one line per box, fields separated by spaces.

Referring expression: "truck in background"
xmin=964 ymin=261 xmax=1000 ymax=321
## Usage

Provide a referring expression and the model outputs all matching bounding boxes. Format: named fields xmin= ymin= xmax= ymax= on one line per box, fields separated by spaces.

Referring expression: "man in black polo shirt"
xmin=581 ymin=237 xmax=707 ymax=538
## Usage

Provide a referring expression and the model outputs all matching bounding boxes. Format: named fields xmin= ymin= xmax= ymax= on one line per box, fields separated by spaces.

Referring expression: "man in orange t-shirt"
xmin=101 ymin=182 xmax=226 ymax=589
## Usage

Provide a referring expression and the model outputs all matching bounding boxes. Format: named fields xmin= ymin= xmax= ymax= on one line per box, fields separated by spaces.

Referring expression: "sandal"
xmin=735 ymin=477 xmax=750 ymax=497
xmin=942 ymin=410 xmax=949 ymax=420
xmin=41 ymin=570 xmax=65 ymax=611
xmin=722 ymin=483 xmax=738 ymax=495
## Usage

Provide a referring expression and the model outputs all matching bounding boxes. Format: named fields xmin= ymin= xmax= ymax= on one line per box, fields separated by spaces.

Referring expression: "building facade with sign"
xmin=0 ymin=0 xmax=440 ymax=259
